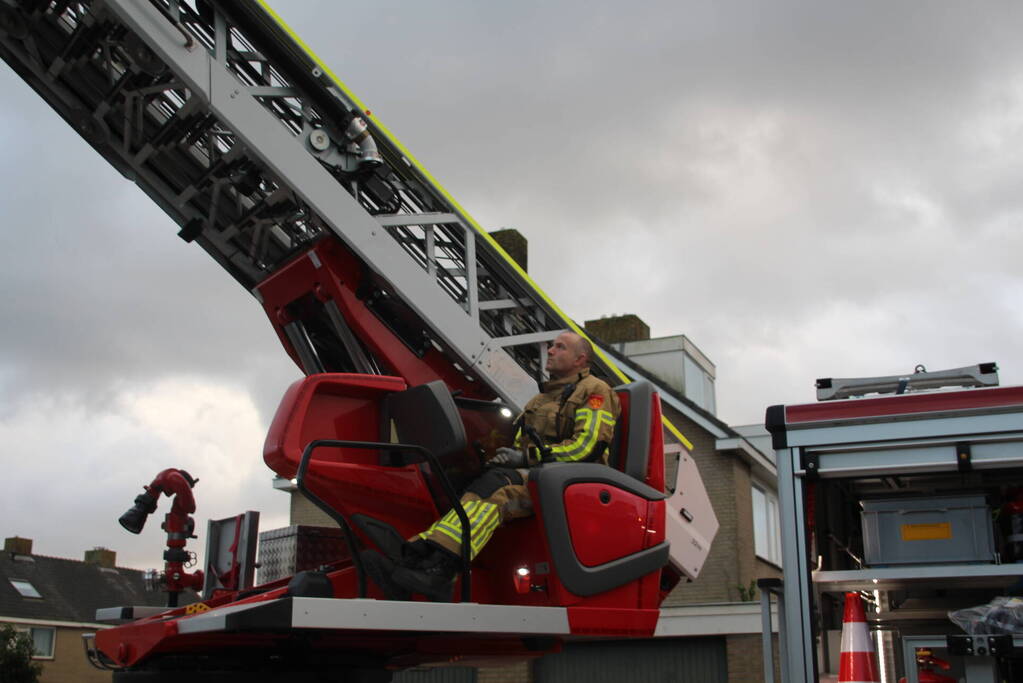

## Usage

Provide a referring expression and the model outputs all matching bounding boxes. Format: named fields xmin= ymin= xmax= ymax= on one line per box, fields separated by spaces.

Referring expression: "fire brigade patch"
xmin=588 ymin=394 xmax=604 ymax=410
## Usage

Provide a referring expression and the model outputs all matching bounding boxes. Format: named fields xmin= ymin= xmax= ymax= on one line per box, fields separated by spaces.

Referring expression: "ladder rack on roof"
xmin=0 ymin=0 xmax=689 ymax=438
xmin=815 ymin=363 xmax=999 ymax=401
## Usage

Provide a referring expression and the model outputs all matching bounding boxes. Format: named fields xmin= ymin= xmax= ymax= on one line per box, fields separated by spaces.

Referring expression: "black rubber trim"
xmin=622 ymin=381 xmax=653 ymax=482
xmin=222 ymin=598 xmax=295 ymax=632
xmin=530 ymin=463 xmax=668 ymax=597
xmin=765 ymin=404 xmax=787 ymax=449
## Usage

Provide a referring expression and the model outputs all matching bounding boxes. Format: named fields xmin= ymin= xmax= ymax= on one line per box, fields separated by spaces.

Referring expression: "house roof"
xmin=0 ymin=552 xmax=170 ymax=624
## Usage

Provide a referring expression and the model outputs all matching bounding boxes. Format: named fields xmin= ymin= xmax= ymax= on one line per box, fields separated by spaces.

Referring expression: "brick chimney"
xmin=489 ymin=228 xmax=528 ymax=272
xmin=84 ymin=547 xmax=117 ymax=569
xmin=584 ymin=314 xmax=651 ymax=344
xmin=4 ymin=536 xmax=32 ymax=555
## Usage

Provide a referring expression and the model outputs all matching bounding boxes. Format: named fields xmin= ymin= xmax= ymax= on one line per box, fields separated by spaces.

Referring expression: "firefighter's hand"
xmin=490 ymin=447 xmax=526 ymax=468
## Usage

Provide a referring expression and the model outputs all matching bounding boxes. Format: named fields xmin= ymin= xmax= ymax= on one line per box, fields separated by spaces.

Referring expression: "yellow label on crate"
xmin=900 ymin=522 xmax=952 ymax=541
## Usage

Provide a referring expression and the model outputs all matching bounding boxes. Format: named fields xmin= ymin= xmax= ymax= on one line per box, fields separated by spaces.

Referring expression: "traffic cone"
xmin=839 ymin=592 xmax=881 ymax=683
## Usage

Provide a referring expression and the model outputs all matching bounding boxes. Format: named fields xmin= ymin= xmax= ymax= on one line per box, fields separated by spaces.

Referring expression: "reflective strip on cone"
xmin=840 ymin=622 xmax=875 ymax=653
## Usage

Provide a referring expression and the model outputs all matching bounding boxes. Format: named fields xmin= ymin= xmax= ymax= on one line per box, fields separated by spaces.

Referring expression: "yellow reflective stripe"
xmin=436 ymin=500 xmax=477 ymax=533
xmin=423 ymin=500 xmax=501 ymax=558
xmin=428 ymin=500 xmax=475 ymax=543
xmin=552 ymin=408 xmax=617 ymax=462
xmin=471 ymin=504 xmax=501 ymax=557
xmin=430 ymin=501 xmax=500 ymax=559
xmin=431 ymin=524 xmax=462 ymax=545
xmin=663 ymin=418 xmax=694 ymax=451
xmin=468 ymin=502 xmax=494 ymax=553
xmin=552 ymin=410 xmax=599 ymax=462
xmin=550 ymin=411 xmax=595 ymax=455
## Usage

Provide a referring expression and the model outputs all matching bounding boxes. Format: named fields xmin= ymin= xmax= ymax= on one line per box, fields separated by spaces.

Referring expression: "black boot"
xmin=399 ymin=538 xmax=432 ymax=567
xmin=359 ymin=549 xmax=411 ymax=601
xmin=390 ymin=547 xmax=461 ymax=602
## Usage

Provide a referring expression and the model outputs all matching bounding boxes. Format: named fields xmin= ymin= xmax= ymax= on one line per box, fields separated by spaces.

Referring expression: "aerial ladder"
xmin=0 ymin=1 xmax=719 ymax=680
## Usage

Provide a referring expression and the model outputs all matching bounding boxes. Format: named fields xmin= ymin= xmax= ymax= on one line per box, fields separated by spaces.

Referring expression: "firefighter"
xmin=362 ymin=331 xmax=620 ymax=601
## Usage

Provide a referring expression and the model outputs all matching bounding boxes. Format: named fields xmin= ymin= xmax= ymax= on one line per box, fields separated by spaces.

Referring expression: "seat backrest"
xmin=380 ymin=380 xmax=468 ymax=464
xmin=607 ymin=380 xmax=654 ymax=483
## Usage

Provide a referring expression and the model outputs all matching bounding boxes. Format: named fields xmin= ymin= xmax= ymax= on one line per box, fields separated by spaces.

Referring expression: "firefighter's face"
xmin=546 ymin=333 xmax=586 ymax=378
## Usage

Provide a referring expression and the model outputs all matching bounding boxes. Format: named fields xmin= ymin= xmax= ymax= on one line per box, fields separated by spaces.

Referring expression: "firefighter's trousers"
xmin=418 ymin=467 xmax=532 ymax=559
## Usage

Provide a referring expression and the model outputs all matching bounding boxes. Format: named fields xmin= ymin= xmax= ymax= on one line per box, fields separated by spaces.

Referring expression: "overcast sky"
xmin=2 ymin=1 xmax=1022 ymax=568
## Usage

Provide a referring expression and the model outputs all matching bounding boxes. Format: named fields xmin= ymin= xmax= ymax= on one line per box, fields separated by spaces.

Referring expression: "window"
xmin=14 ymin=626 xmax=55 ymax=659
xmin=29 ymin=627 xmax=54 ymax=658
xmin=752 ymin=484 xmax=782 ymax=566
xmin=9 ymin=579 xmax=41 ymax=598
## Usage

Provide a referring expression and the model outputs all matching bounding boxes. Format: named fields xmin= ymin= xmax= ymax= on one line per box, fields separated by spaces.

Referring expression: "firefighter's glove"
xmin=490 ymin=447 xmax=527 ymax=468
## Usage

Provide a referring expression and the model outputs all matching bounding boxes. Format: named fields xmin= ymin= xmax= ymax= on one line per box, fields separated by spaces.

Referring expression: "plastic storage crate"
xmin=860 ymin=494 xmax=995 ymax=566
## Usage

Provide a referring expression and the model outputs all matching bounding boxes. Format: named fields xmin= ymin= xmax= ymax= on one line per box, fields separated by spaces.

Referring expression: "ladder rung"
xmin=376 ymin=213 xmax=459 ymax=227
xmin=478 ymin=299 xmax=524 ymax=311
xmin=491 ymin=330 xmax=566 ymax=348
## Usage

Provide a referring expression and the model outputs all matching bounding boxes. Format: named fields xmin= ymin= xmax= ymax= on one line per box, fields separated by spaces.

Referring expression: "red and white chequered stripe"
xmin=839 ymin=592 xmax=880 ymax=683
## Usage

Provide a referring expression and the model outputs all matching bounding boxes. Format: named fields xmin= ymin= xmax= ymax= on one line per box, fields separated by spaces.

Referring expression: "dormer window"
xmin=9 ymin=579 xmax=42 ymax=598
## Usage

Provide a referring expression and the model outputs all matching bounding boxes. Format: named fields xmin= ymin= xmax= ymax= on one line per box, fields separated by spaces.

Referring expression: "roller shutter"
xmin=534 ymin=637 xmax=727 ymax=683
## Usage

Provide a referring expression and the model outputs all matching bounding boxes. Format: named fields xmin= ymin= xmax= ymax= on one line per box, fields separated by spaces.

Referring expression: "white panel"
xmin=291 ymin=598 xmax=571 ymax=634
xmin=665 ymin=451 xmax=719 ymax=579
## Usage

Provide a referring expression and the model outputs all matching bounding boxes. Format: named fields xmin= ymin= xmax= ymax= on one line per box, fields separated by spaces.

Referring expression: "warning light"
xmin=513 ymin=566 xmax=531 ymax=594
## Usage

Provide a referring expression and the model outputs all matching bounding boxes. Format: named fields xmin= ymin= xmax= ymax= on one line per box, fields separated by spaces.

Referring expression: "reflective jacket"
xmin=515 ymin=368 xmax=620 ymax=465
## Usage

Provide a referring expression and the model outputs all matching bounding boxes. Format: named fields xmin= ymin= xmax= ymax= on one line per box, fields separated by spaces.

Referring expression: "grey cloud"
xmin=0 ymin=78 xmax=299 ymax=422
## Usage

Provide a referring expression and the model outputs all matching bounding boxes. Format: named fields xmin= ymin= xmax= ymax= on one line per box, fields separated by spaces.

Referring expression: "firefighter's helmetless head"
xmin=545 ymin=332 xmax=592 ymax=379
